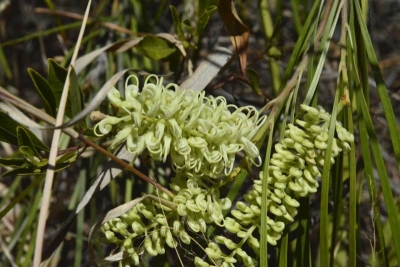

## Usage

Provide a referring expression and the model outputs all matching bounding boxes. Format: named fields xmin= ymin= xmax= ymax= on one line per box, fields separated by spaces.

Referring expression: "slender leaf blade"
xmin=354 ymin=0 xmax=400 ymax=174
xmin=28 ymin=68 xmax=57 ymax=117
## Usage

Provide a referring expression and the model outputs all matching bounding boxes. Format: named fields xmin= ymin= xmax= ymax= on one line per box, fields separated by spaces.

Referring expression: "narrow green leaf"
xmin=47 ymin=58 xmax=68 ymax=108
xmin=320 ymin=89 xmax=340 ymax=267
xmin=27 ymin=68 xmax=57 ymax=117
xmin=199 ymin=0 xmax=218 ymax=15
xmin=0 ymin=44 xmax=12 ymax=79
xmin=19 ymin=146 xmax=38 ymax=164
xmin=246 ymin=69 xmax=263 ymax=96
xmin=3 ymin=165 xmax=44 ymax=177
xmin=0 ymin=111 xmax=18 ymax=143
xmin=17 ymin=126 xmax=41 ymax=159
xmin=197 ymin=5 xmax=217 ymax=35
xmin=135 ymin=36 xmax=176 ymax=61
xmin=347 ymin=107 xmax=357 ymax=267
xmin=280 ymin=0 xmax=321 ymax=85
xmin=182 ymin=18 xmax=194 ymax=36
xmin=68 ymin=67 xmax=86 ymax=129
xmin=1 ymin=21 xmax=83 ymax=47
xmin=2 ymin=161 xmax=71 ymax=177
xmin=278 ymin=234 xmax=289 ymax=267
xmin=0 ymin=157 xmax=26 ymax=167
xmin=0 ymin=111 xmax=49 ymax=151
xmin=354 ymin=0 xmax=400 ymax=175
xmin=170 ymin=6 xmax=185 ymax=41
xmin=19 ymin=180 xmax=43 ymax=267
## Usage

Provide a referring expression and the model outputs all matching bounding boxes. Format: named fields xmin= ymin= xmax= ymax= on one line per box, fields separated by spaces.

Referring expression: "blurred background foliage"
xmin=1 ymin=0 xmax=400 ymax=266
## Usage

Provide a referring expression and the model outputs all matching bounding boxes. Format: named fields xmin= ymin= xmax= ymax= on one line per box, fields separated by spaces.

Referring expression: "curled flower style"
xmin=94 ymin=74 xmax=266 ymax=178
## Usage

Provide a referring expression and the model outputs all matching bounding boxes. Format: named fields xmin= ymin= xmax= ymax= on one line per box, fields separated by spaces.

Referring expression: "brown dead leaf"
xmin=218 ymin=0 xmax=250 ymax=76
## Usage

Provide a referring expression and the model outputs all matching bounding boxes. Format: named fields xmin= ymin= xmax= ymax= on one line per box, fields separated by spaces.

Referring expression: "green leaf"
xmin=0 ymin=111 xmax=49 ymax=152
xmin=170 ymin=6 xmax=185 ymax=41
xmin=197 ymin=5 xmax=217 ymax=35
xmin=0 ymin=44 xmax=12 ymax=79
xmin=28 ymin=68 xmax=57 ymax=117
xmin=17 ymin=127 xmax=41 ymax=159
xmin=135 ymin=36 xmax=176 ymax=61
xmin=47 ymin=58 xmax=68 ymax=108
xmin=3 ymin=165 xmax=44 ymax=177
xmin=2 ymin=161 xmax=71 ymax=177
xmin=199 ymin=0 xmax=218 ymax=15
xmin=57 ymin=150 xmax=78 ymax=165
xmin=48 ymin=59 xmax=85 ymax=126
xmin=68 ymin=67 xmax=86 ymax=129
xmin=246 ymin=69 xmax=263 ymax=96
xmin=182 ymin=18 xmax=195 ymax=36
xmin=19 ymin=146 xmax=39 ymax=165
xmin=354 ymin=0 xmax=400 ymax=175
xmin=0 ymin=157 xmax=26 ymax=167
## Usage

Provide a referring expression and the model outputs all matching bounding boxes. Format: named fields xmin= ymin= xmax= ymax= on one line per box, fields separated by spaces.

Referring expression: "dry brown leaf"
xmin=218 ymin=0 xmax=250 ymax=76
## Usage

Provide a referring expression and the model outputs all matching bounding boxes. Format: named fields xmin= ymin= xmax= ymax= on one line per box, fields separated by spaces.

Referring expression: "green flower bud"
xmin=289 ymin=167 xmax=302 ymax=177
xmin=186 ymin=199 xmax=201 ymax=212
xmin=283 ymin=138 xmax=295 ymax=148
xmin=195 ymin=194 xmax=208 ymax=211
xmin=104 ymin=230 xmax=120 ymax=243
xmin=165 ymin=230 xmax=178 ymax=248
xmin=284 ymin=194 xmax=300 ymax=207
xmin=123 ymin=238 xmax=133 ymax=249
xmin=288 ymin=181 xmax=304 ymax=192
xmin=179 ymin=230 xmax=191 ymax=244
xmin=270 ymin=204 xmax=283 ymax=216
xmin=131 ymin=251 xmax=140 ymax=266
xmin=247 ymin=234 xmax=260 ymax=250
xmin=315 ymin=139 xmax=328 ymax=150
xmin=131 ymin=221 xmax=145 ymax=235
xmin=173 ymin=220 xmax=182 ymax=234
xmin=223 ymin=217 xmax=241 ymax=233
xmin=173 ymin=195 xmax=187 ymax=204
xmin=215 ymin=235 xmax=237 ymax=250
xmin=224 ymin=257 xmax=238 ymax=264
xmin=271 ymin=221 xmax=285 ymax=232
xmin=154 ymin=214 xmax=167 ymax=226
xmin=177 ymin=204 xmax=187 ymax=216
xmin=270 ymin=193 xmax=282 ymax=204
xmin=194 ymin=257 xmax=210 ymax=267
xmin=220 ymin=198 xmax=232 ymax=210
xmin=144 ymin=237 xmax=158 ymax=256
xmin=187 ymin=218 xmax=201 ymax=232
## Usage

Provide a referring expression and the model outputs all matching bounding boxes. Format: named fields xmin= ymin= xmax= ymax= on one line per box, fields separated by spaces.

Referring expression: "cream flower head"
xmin=94 ymin=75 xmax=267 ymax=178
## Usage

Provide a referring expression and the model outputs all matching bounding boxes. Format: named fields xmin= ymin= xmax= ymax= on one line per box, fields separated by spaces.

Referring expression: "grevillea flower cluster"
xmin=223 ymin=104 xmax=354 ymax=247
xmin=94 ymin=75 xmax=266 ymax=178
xmin=96 ymin=74 xmax=354 ymax=266
xmin=101 ymin=173 xmax=232 ymax=266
